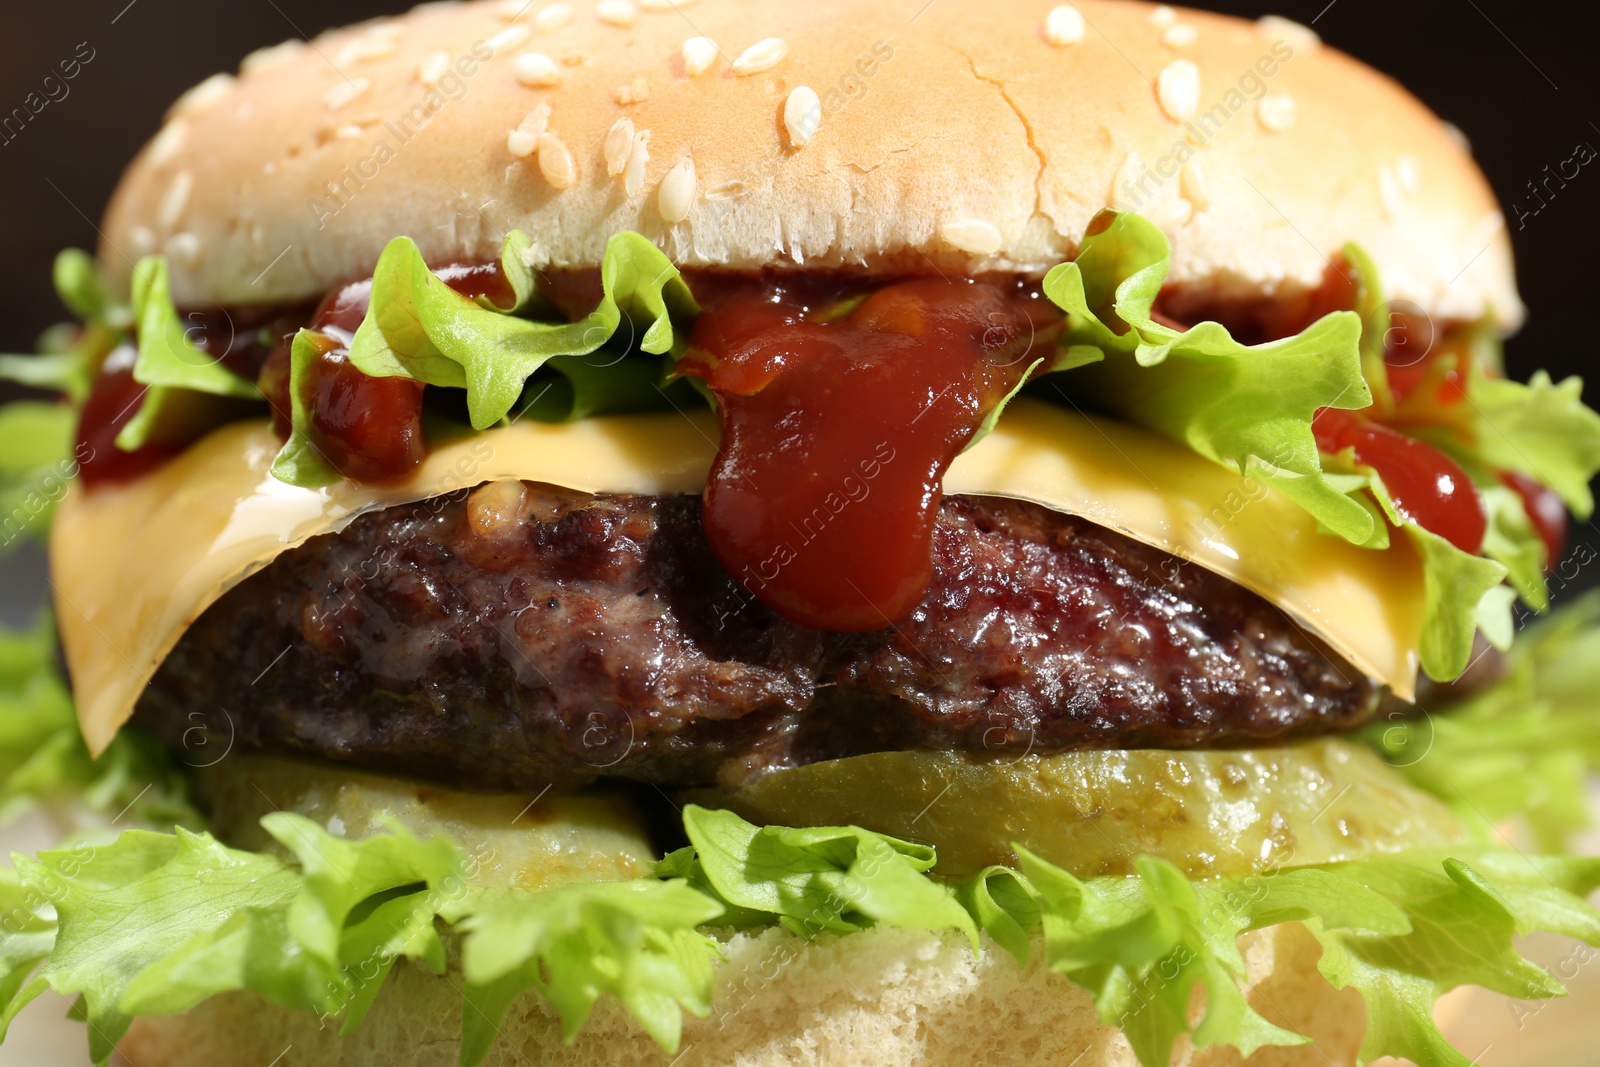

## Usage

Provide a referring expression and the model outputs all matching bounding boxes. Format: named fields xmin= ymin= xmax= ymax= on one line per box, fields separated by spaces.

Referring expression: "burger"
xmin=2 ymin=1 xmax=1600 ymax=1064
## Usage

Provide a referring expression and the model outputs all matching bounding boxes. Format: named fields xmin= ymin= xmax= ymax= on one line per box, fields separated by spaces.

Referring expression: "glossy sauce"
xmin=75 ymin=343 xmax=184 ymax=486
xmin=1312 ymin=407 xmax=1486 ymax=554
xmin=257 ymin=264 xmax=518 ymax=484
xmin=678 ymin=276 xmax=1053 ymax=631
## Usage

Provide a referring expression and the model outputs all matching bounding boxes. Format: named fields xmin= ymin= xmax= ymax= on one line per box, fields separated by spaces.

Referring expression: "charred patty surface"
xmin=135 ymin=486 xmax=1382 ymax=789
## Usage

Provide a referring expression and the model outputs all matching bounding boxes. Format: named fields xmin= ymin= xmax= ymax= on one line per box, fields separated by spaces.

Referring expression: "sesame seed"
xmin=597 ymin=0 xmax=637 ymax=26
xmin=658 ymin=157 xmax=696 ymax=223
xmin=733 ymin=38 xmax=788 ymax=75
xmin=1111 ymin=150 xmax=1144 ymax=211
xmin=336 ymin=124 xmax=364 ymax=140
xmin=706 ymin=179 xmax=748 ymax=200
xmin=605 ymin=117 xmax=635 ymax=175
xmin=158 ymin=170 xmax=194 ymax=229
xmin=172 ymin=73 xmax=234 ymax=117
xmin=334 ymin=34 xmax=398 ymax=66
xmin=323 ymin=78 xmax=371 ymax=111
xmin=508 ymin=129 xmax=537 ymax=157
xmin=418 ymin=51 xmax=451 ymax=87
xmin=625 ymin=129 xmax=651 ymax=196
xmin=1378 ymin=165 xmax=1403 ymax=219
xmin=537 ymin=132 xmax=575 ymax=188
xmin=508 ymin=103 xmax=552 ymax=157
xmin=240 ymin=39 xmax=305 ymax=75
xmin=147 ymin=119 xmax=188 ymax=166
xmin=164 ymin=231 xmax=201 ymax=266
xmin=515 ymin=52 xmax=561 ymax=87
xmin=487 ymin=24 xmax=532 ymax=54
xmin=1147 ymin=196 xmax=1193 ymax=232
xmin=129 ymin=225 xmax=156 ymax=256
xmin=1256 ymin=93 xmax=1296 ymax=132
xmin=784 ymin=86 xmax=821 ymax=147
xmin=614 ymin=76 xmax=650 ymax=105
xmin=363 ymin=21 xmax=403 ymax=41
xmin=1442 ymin=121 xmax=1470 ymax=152
xmin=940 ymin=219 xmax=1003 ymax=256
xmin=1162 ymin=22 xmax=1198 ymax=48
xmin=1155 ymin=60 xmax=1199 ymax=123
xmin=496 ymin=0 xmax=530 ymax=19
xmin=1179 ymin=160 xmax=1211 ymax=211
xmin=682 ymin=36 xmax=718 ymax=76
xmin=1256 ymin=15 xmax=1320 ymax=51
xmin=1148 ymin=5 xmax=1177 ymax=28
xmin=1044 ymin=5 xmax=1085 ymax=46
xmin=536 ymin=3 xmax=573 ymax=30
xmin=641 ymin=0 xmax=695 ymax=8
xmin=1396 ymin=154 xmax=1419 ymax=193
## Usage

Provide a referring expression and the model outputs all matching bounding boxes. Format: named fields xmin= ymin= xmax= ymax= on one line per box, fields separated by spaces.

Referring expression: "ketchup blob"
xmin=679 ymin=276 xmax=1053 ymax=631
xmin=74 ymin=344 xmax=184 ymax=486
xmin=1313 ymin=407 xmax=1486 ymax=554
xmin=1501 ymin=469 xmax=1567 ymax=567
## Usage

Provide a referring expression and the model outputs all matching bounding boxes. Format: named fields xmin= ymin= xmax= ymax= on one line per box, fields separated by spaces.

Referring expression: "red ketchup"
xmin=1312 ymin=407 xmax=1486 ymax=554
xmin=1501 ymin=469 xmax=1567 ymax=566
xmin=258 ymin=261 xmax=516 ymax=484
xmin=679 ymin=276 xmax=1051 ymax=631
xmin=75 ymin=343 xmax=184 ymax=486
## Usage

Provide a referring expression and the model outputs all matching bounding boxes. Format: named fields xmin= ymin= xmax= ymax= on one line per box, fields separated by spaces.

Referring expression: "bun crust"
xmin=119 ymin=923 xmax=1362 ymax=1067
xmin=102 ymin=0 xmax=1518 ymax=328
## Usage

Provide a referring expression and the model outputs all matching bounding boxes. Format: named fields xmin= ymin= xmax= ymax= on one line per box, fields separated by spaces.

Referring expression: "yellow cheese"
xmin=52 ymin=399 xmax=1422 ymax=755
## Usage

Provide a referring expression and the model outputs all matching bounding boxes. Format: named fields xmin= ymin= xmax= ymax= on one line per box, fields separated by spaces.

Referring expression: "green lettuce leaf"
xmin=0 ymin=403 xmax=77 ymax=558
xmin=442 ymin=879 xmax=724 ymax=1059
xmin=1040 ymin=210 xmax=1374 ymax=544
xmin=1362 ymin=588 xmax=1600 ymax=851
xmin=673 ymin=804 xmax=978 ymax=946
xmin=1305 ymin=849 xmax=1600 ymax=1066
xmin=0 ymin=614 xmax=195 ymax=829
xmin=1 ymin=796 xmax=1597 ymax=1067
xmin=347 ymin=230 xmax=696 ymax=431
xmin=51 ymin=250 xmax=129 ymax=332
xmin=1457 ymin=365 xmax=1600 ymax=519
xmin=116 ymin=256 xmax=260 ymax=452
xmin=268 ymin=328 xmax=341 ymax=487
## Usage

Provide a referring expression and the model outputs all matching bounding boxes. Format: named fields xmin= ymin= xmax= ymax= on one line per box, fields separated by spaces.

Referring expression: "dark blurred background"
xmin=2 ymin=0 xmax=1598 ymax=621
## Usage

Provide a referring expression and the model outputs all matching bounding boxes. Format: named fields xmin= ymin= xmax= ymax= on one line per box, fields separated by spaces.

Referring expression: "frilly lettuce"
xmin=346 ymin=229 xmax=696 ymax=430
xmin=1034 ymin=211 xmax=1592 ymax=680
xmin=1040 ymin=210 xmax=1375 ymax=543
xmin=1363 ymin=588 xmax=1600 ymax=852
xmin=116 ymin=256 xmax=260 ymax=451
xmin=0 ymin=614 xmax=194 ymax=829
xmin=268 ymin=230 xmax=701 ymax=487
xmin=3 ymin=798 xmax=1598 ymax=1067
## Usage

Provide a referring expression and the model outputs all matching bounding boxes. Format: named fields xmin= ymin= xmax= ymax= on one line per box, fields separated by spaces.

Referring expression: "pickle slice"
xmin=201 ymin=755 xmax=655 ymax=889
xmin=684 ymin=739 xmax=1464 ymax=879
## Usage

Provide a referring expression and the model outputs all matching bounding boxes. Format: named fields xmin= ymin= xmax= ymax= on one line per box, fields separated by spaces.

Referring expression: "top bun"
xmin=101 ymin=0 xmax=1521 ymax=329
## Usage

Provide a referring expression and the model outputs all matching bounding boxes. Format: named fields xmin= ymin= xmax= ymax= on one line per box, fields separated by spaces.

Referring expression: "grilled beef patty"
xmin=135 ymin=484 xmax=1382 ymax=789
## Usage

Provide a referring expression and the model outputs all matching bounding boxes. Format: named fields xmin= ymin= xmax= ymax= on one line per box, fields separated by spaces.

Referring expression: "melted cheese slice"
xmin=53 ymin=398 xmax=1422 ymax=755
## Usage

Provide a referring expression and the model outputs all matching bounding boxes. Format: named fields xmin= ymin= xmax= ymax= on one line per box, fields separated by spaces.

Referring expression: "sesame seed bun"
xmin=118 ymin=922 xmax=1363 ymax=1067
xmin=101 ymin=0 xmax=1520 ymax=329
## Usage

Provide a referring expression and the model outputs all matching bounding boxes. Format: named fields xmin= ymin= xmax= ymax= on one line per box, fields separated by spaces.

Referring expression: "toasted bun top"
xmin=101 ymin=0 xmax=1520 ymax=328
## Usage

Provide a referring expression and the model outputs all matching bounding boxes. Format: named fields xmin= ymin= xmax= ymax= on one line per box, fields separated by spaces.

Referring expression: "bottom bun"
xmin=119 ymin=921 xmax=1363 ymax=1066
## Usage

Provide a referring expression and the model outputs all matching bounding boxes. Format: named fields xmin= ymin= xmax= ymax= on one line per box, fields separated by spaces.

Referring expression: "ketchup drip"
xmin=1312 ymin=408 xmax=1486 ymax=554
xmin=75 ymin=343 xmax=184 ymax=486
xmin=679 ymin=276 xmax=1053 ymax=631
xmin=257 ymin=262 xmax=517 ymax=484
